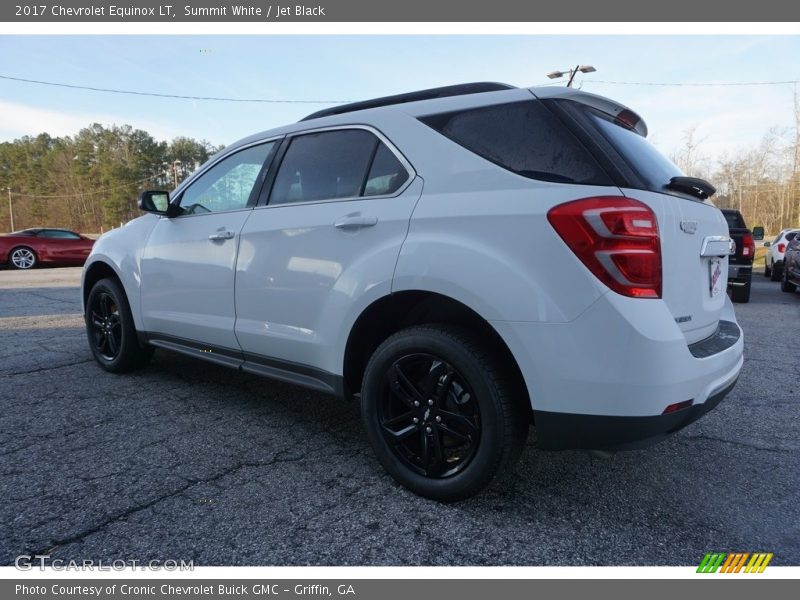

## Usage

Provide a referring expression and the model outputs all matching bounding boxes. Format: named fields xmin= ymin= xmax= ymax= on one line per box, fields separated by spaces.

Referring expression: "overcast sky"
xmin=0 ymin=35 xmax=798 ymax=161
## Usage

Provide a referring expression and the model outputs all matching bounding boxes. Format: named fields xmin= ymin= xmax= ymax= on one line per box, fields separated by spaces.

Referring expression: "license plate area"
xmin=709 ymin=258 xmax=723 ymax=297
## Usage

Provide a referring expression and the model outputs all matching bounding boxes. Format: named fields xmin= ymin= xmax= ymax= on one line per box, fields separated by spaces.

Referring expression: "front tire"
xmin=85 ymin=278 xmax=153 ymax=373
xmin=8 ymin=246 xmax=37 ymax=269
xmin=361 ymin=324 xmax=528 ymax=502
xmin=764 ymin=260 xmax=772 ymax=277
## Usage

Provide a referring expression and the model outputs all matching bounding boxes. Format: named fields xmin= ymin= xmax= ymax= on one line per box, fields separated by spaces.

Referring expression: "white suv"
xmin=82 ymin=83 xmax=744 ymax=501
xmin=764 ymin=228 xmax=799 ymax=281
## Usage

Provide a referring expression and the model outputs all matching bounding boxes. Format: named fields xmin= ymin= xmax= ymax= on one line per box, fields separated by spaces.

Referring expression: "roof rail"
xmin=300 ymin=82 xmax=516 ymax=121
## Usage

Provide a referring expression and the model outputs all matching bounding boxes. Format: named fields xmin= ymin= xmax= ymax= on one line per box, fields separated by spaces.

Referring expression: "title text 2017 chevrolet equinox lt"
xmin=82 ymin=83 xmax=744 ymax=501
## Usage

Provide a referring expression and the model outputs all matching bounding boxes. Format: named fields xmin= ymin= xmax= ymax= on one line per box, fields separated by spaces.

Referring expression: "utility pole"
xmin=172 ymin=160 xmax=182 ymax=190
xmin=6 ymin=187 xmax=14 ymax=232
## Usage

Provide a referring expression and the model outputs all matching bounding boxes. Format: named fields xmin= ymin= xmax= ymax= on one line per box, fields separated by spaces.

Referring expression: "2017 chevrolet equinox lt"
xmin=82 ymin=83 xmax=744 ymax=501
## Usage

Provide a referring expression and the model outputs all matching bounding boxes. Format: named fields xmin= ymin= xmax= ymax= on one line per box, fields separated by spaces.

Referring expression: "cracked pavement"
xmin=0 ymin=267 xmax=798 ymax=565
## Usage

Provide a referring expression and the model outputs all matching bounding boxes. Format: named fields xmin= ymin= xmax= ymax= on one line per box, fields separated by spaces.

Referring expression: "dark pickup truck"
xmin=721 ymin=208 xmax=762 ymax=303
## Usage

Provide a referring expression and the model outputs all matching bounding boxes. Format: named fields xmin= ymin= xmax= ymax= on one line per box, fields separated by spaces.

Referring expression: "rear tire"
xmin=361 ymin=324 xmax=528 ymax=502
xmin=730 ymin=280 xmax=751 ymax=303
xmin=781 ymin=269 xmax=797 ymax=293
xmin=770 ymin=261 xmax=782 ymax=282
xmin=85 ymin=278 xmax=153 ymax=373
xmin=8 ymin=246 xmax=37 ymax=270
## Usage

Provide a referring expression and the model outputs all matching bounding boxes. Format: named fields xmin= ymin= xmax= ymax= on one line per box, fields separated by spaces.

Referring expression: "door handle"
xmin=334 ymin=215 xmax=378 ymax=230
xmin=208 ymin=230 xmax=235 ymax=241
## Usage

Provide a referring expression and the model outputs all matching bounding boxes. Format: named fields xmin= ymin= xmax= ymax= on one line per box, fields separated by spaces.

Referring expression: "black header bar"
xmin=2 ymin=0 xmax=799 ymax=22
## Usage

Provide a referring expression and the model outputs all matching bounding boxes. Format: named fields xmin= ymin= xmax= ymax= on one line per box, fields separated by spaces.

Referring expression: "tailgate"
xmin=621 ymin=188 xmax=730 ymax=344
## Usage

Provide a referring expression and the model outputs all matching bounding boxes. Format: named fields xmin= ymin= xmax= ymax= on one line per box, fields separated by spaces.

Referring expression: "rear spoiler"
xmin=530 ymin=87 xmax=648 ymax=138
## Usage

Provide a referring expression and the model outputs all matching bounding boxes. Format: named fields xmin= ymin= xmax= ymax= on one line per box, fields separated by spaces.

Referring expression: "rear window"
xmin=722 ymin=211 xmax=746 ymax=230
xmin=588 ymin=109 xmax=684 ymax=191
xmin=419 ymin=100 xmax=611 ymax=186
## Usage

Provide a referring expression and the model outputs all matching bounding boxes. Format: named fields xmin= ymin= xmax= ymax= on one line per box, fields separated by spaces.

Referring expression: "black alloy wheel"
xmin=89 ymin=291 xmax=122 ymax=361
xmin=361 ymin=324 xmax=528 ymax=501
xmin=379 ymin=353 xmax=481 ymax=478
xmin=85 ymin=277 xmax=153 ymax=372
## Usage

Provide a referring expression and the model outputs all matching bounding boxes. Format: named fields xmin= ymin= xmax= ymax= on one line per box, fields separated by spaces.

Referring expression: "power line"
xmin=588 ymin=79 xmax=800 ymax=87
xmin=10 ymin=175 xmax=159 ymax=199
xmin=0 ymin=74 xmax=351 ymax=104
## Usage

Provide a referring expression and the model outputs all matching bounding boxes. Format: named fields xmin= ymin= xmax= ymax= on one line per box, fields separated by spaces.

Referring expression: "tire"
xmin=764 ymin=260 xmax=772 ymax=278
xmin=85 ymin=277 xmax=153 ymax=373
xmin=781 ymin=268 xmax=797 ymax=293
xmin=361 ymin=324 xmax=528 ymax=502
xmin=8 ymin=246 xmax=37 ymax=270
xmin=770 ymin=261 xmax=782 ymax=282
xmin=730 ymin=280 xmax=751 ymax=303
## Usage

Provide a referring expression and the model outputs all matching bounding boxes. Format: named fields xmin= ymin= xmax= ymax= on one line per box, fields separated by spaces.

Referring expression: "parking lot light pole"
xmin=547 ymin=64 xmax=597 ymax=88
xmin=6 ymin=187 xmax=14 ymax=232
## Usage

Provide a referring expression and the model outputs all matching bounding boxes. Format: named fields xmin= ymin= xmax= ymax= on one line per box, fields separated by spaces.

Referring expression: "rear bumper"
xmin=533 ymin=376 xmax=737 ymax=450
xmin=491 ymin=291 xmax=744 ymax=451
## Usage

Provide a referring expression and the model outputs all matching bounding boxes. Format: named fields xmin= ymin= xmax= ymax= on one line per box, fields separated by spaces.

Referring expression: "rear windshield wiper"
xmin=666 ymin=176 xmax=716 ymax=200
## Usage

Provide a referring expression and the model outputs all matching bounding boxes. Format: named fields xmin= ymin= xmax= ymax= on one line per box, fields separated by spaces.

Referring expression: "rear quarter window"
xmin=419 ymin=100 xmax=611 ymax=186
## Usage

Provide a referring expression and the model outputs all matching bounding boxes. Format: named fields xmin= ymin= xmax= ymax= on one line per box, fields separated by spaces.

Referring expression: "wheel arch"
xmin=342 ymin=290 xmax=532 ymax=419
xmin=82 ymin=260 xmax=124 ymax=313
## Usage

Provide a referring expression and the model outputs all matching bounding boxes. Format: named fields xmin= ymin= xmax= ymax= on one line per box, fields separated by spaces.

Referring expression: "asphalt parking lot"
xmin=0 ymin=267 xmax=798 ymax=566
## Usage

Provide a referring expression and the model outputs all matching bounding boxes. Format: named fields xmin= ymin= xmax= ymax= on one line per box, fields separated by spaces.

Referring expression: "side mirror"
xmin=752 ymin=226 xmax=764 ymax=241
xmin=139 ymin=190 xmax=177 ymax=216
xmin=763 ymin=241 xmax=771 ymax=248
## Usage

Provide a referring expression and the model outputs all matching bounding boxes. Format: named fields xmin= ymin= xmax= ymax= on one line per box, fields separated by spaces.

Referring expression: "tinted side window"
xmin=179 ymin=142 xmax=275 ymax=215
xmin=41 ymin=230 xmax=80 ymax=239
xmin=420 ymin=100 xmax=610 ymax=185
xmin=364 ymin=143 xmax=408 ymax=196
xmin=270 ymin=130 xmax=378 ymax=205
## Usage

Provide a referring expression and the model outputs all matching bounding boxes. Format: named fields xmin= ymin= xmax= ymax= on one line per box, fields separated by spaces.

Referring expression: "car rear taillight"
xmin=547 ymin=197 xmax=662 ymax=299
xmin=778 ymin=243 xmax=786 ymax=254
xmin=742 ymin=233 xmax=755 ymax=257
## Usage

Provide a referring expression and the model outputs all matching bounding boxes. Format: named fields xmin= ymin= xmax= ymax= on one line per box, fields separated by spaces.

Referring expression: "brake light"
xmin=742 ymin=233 xmax=755 ymax=257
xmin=778 ymin=243 xmax=786 ymax=253
xmin=547 ymin=197 xmax=662 ymax=298
xmin=615 ymin=109 xmax=641 ymax=131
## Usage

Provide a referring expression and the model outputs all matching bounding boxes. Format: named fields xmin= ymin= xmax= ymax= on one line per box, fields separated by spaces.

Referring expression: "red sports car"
xmin=1 ymin=228 xmax=95 ymax=269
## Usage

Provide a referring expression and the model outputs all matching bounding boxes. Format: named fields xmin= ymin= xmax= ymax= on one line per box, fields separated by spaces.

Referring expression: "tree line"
xmin=1 ymin=106 xmax=799 ymax=235
xmin=0 ymin=123 xmax=222 ymax=233
xmin=670 ymin=92 xmax=800 ymax=235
